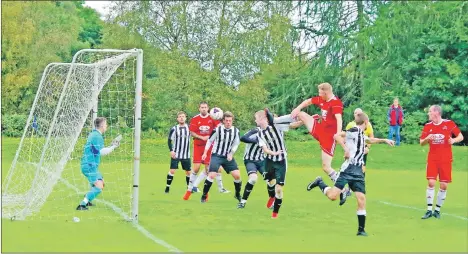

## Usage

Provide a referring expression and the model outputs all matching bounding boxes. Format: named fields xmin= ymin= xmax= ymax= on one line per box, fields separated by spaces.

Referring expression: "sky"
xmin=82 ymin=1 xmax=328 ymax=57
xmin=84 ymin=1 xmax=111 ymax=17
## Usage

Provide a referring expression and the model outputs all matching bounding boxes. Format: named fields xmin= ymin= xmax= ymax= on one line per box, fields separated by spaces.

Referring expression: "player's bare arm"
xmin=227 ymin=135 xmax=240 ymax=161
xmin=261 ymin=146 xmax=283 ymax=156
xmin=202 ymin=131 xmax=217 ymax=160
xmin=334 ymin=131 xmax=349 ymax=159
xmin=190 ymin=131 xmax=208 ymax=141
xmin=334 ymin=113 xmax=343 ymax=136
xmin=289 ymin=121 xmax=304 ymax=129
xmin=449 ymin=133 xmax=464 ymax=145
xmin=291 ymin=99 xmax=313 ymax=118
xmin=420 ymin=134 xmax=434 ymax=146
xmin=366 ymin=137 xmax=395 ymax=146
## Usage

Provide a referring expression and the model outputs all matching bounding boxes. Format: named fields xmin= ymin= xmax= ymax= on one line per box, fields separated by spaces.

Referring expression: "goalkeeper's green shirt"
xmin=81 ymin=129 xmax=104 ymax=170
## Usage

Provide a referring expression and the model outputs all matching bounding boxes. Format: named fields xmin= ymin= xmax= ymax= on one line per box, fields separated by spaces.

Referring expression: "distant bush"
xmin=2 ymin=114 xmax=28 ymax=137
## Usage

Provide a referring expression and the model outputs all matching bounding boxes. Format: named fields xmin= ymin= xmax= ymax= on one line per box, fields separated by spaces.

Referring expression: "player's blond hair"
xmin=430 ymin=105 xmax=442 ymax=115
xmin=318 ymin=82 xmax=333 ymax=92
xmin=177 ymin=111 xmax=186 ymax=117
xmin=355 ymin=113 xmax=366 ymax=126
xmin=255 ymin=110 xmax=266 ymax=120
xmin=223 ymin=111 xmax=234 ymax=120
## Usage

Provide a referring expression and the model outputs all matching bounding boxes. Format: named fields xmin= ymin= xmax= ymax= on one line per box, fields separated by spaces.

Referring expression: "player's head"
xmin=393 ymin=97 xmax=399 ymax=106
xmin=354 ymin=108 xmax=363 ymax=118
xmin=94 ymin=117 xmax=108 ymax=133
xmin=254 ymin=110 xmax=268 ymax=128
xmin=177 ymin=111 xmax=186 ymax=124
xmin=318 ymin=82 xmax=333 ymax=99
xmin=222 ymin=111 xmax=234 ymax=128
xmin=354 ymin=113 xmax=367 ymax=130
xmin=428 ymin=105 xmax=442 ymax=122
xmin=199 ymin=101 xmax=209 ymax=116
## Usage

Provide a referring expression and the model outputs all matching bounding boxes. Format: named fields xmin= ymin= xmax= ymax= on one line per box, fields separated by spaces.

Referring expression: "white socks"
xmin=426 ymin=187 xmax=435 ymax=210
xmin=435 ymin=189 xmax=446 ymax=212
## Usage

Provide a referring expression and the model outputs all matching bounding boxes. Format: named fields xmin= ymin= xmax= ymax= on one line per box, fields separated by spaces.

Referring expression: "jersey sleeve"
xmin=450 ymin=121 xmax=461 ymax=136
xmin=189 ymin=117 xmax=198 ymax=133
xmin=310 ymin=96 xmax=321 ymax=105
xmin=345 ymin=121 xmax=354 ymax=130
xmin=331 ymin=99 xmax=343 ymax=115
xmin=420 ymin=124 xmax=430 ymax=140
xmin=168 ymin=127 xmax=175 ymax=151
xmin=274 ymin=123 xmax=290 ymax=132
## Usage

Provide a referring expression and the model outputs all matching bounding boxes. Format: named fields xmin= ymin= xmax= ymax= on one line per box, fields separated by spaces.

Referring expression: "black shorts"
xmin=264 ymin=159 xmax=287 ymax=186
xmin=363 ymin=154 xmax=368 ymax=165
xmin=209 ymin=154 xmax=238 ymax=173
xmin=244 ymin=160 xmax=265 ymax=176
xmin=170 ymin=158 xmax=191 ymax=171
xmin=335 ymin=164 xmax=366 ymax=194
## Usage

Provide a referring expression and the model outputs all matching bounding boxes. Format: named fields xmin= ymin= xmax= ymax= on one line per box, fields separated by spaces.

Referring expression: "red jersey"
xmin=420 ymin=119 xmax=461 ymax=162
xmin=310 ymin=96 xmax=343 ymax=131
xmin=189 ymin=114 xmax=220 ymax=146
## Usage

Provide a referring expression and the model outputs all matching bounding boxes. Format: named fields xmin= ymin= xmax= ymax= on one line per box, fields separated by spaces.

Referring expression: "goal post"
xmin=2 ymin=49 xmax=143 ymax=222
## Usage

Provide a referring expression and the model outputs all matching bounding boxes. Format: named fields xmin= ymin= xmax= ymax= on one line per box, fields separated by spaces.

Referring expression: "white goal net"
xmin=2 ymin=49 xmax=143 ymax=222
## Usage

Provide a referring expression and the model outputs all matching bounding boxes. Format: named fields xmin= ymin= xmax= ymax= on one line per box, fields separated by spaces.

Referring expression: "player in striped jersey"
xmin=255 ymin=109 xmax=296 ymax=218
xmin=236 ymin=127 xmax=266 ymax=209
xmin=165 ymin=111 xmax=191 ymax=193
xmin=307 ymin=113 xmax=394 ymax=236
xmin=200 ymin=111 xmax=242 ymax=203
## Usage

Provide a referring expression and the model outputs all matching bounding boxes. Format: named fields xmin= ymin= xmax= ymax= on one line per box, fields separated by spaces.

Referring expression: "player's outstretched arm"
xmin=289 ymin=121 xmax=304 ymax=129
xmin=264 ymin=108 xmax=275 ymax=126
xmin=101 ymin=135 xmax=122 ymax=156
xmin=291 ymin=99 xmax=313 ymax=118
xmin=240 ymin=128 xmax=259 ymax=144
xmin=367 ymin=137 xmax=394 ymax=146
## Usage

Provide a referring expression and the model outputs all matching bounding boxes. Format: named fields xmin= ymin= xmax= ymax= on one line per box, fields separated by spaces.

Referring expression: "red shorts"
xmin=193 ymin=144 xmax=213 ymax=165
xmin=426 ymin=160 xmax=452 ymax=183
xmin=309 ymin=118 xmax=336 ymax=157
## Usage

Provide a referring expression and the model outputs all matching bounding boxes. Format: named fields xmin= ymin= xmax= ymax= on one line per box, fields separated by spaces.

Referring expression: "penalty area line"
xmin=379 ymin=201 xmax=468 ymax=221
xmin=101 ymin=200 xmax=183 ymax=253
xmin=39 ymin=165 xmax=183 ymax=253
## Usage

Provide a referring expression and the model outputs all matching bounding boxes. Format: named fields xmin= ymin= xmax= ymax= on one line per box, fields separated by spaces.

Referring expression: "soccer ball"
xmin=210 ymin=107 xmax=223 ymax=120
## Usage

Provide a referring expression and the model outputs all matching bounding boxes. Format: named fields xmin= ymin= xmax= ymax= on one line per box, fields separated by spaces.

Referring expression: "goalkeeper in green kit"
xmin=76 ymin=117 xmax=121 ymax=210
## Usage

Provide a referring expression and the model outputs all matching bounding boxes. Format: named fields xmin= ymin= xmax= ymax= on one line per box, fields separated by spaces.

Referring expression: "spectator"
xmin=387 ymin=97 xmax=404 ymax=146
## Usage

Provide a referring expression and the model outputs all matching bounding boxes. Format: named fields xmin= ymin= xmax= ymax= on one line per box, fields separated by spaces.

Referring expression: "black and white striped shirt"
xmin=168 ymin=124 xmax=191 ymax=159
xmin=241 ymin=128 xmax=264 ymax=161
xmin=340 ymin=127 xmax=367 ymax=171
xmin=258 ymin=123 xmax=289 ymax=162
xmin=206 ymin=125 xmax=240 ymax=157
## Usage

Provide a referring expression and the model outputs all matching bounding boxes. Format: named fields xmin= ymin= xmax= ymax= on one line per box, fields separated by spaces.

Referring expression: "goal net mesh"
xmin=2 ymin=50 xmax=140 ymax=222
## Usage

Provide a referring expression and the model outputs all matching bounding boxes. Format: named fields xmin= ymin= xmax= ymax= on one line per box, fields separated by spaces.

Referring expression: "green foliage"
xmin=2 ymin=1 xmax=466 ymax=146
xmin=1 ymin=1 xmax=103 ymax=117
xmin=1 ymin=115 xmax=28 ymax=137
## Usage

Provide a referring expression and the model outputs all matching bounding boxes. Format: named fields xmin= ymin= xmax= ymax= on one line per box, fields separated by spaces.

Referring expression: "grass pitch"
xmin=2 ymin=137 xmax=467 ymax=252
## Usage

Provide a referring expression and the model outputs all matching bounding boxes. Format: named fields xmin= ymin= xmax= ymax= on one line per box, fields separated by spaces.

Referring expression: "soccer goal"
xmin=2 ymin=49 xmax=143 ymax=222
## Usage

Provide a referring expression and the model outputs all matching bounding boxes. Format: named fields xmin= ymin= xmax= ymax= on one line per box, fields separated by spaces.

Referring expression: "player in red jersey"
xmin=291 ymin=83 xmax=344 ymax=183
xmin=420 ymin=105 xmax=463 ymax=219
xmin=183 ymin=102 xmax=229 ymax=200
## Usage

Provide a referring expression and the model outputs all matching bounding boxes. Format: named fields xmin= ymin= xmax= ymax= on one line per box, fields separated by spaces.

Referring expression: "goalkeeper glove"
xmin=111 ymin=134 xmax=122 ymax=148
